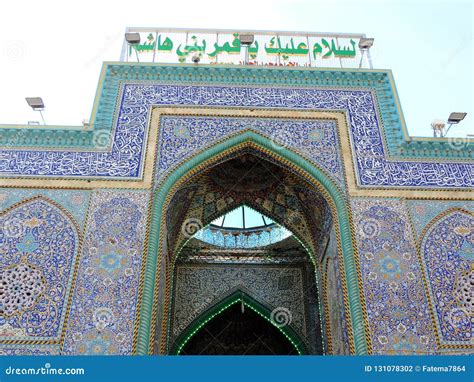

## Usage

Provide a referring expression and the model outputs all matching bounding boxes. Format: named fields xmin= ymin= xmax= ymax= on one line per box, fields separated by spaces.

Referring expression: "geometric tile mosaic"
xmin=351 ymin=198 xmax=436 ymax=354
xmin=1 ymin=64 xmax=472 ymax=356
xmin=61 ymin=190 xmax=149 ymax=355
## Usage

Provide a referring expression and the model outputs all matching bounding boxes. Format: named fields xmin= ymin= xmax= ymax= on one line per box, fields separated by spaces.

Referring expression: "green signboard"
xmin=123 ymin=29 xmax=370 ymax=68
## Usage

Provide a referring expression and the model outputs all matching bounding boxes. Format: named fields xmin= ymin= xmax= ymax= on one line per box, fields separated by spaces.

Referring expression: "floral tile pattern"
xmin=61 ymin=190 xmax=149 ymax=355
xmin=0 ymin=344 xmax=59 ymax=355
xmin=0 ymin=65 xmax=472 ymax=355
xmin=0 ymin=197 xmax=80 ymax=342
xmin=351 ymin=198 xmax=436 ymax=354
xmin=406 ymin=200 xmax=474 ymax=239
xmin=172 ymin=265 xmax=306 ymax=343
xmin=156 ymin=116 xmax=344 ymax=188
xmin=420 ymin=210 xmax=473 ymax=345
xmin=0 ymin=189 xmax=91 ymax=227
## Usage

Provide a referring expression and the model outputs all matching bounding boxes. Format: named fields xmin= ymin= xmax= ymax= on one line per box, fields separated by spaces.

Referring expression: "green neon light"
xmin=173 ymin=294 xmax=306 ymax=355
xmin=176 ymin=301 xmax=236 ymax=355
xmin=244 ymin=303 xmax=302 ymax=355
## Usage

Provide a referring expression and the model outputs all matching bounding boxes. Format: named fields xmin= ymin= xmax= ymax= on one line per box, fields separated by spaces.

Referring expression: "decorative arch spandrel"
xmin=0 ymin=196 xmax=81 ymax=344
xmin=419 ymin=208 xmax=474 ymax=348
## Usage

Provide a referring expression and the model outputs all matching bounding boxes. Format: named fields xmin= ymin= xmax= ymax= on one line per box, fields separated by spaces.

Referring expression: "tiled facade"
xmin=0 ymin=63 xmax=472 ymax=355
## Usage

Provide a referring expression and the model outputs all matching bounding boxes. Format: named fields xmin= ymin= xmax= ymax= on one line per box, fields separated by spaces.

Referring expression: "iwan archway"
xmin=134 ymin=129 xmax=370 ymax=355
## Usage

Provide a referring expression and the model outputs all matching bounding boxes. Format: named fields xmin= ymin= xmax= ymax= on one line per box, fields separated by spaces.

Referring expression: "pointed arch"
xmin=170 ymin=289 xmax=310 ymax=355
xmin=134 ymin=130 xmax=369 ymax=355
xmin=0 ymin=195 xmax=82 ymax=344
xmin=418 ymin=207 xmax=474 ymax=347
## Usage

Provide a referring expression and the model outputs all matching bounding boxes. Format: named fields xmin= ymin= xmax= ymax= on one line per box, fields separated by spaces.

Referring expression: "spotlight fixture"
xmin=239 ymin=34 xmax=254 ymax=46
xmin=25 ymin=97 xmax=44 ymax=110
xmin=444 ymin=112 xmax=468 ymax=136
xmin=25 ymin=97 xmax=46 ymax=125
xmin=358 ymin=37 xmax=374 ymax=50
xmin=125 ymin=32 xmax=140 ymax=45
xmin=447 ymin=112 xmax=467 ymax=124
xmin=125 ymin=32 xmax=141 ymax=62
xmin=239 ymin=34 xmax=255 ymax=65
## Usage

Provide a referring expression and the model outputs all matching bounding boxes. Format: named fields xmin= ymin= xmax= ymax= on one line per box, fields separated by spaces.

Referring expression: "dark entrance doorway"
xmin=180 ymin=303 xmax=298 ymax=355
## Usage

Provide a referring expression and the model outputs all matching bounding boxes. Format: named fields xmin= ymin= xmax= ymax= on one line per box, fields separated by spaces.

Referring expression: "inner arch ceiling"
xmin=165 ymin=149 xmax=333 ymax=261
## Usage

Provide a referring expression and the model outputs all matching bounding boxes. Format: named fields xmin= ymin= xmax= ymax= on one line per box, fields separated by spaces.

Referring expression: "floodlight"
xmin=125 ymin=32 xmax=141 ymax=62
xmin=239 ymin=34 xmax=254 ymax=45
xmin=358 ymin=38 xmax=374 ymax=50
xmin=25 ymin=97 xmax=44 ymax=110
xmin=447 ymin=112 xmax=467 ymax=124
xmin=125 ymin=32 xmax=140 ymax=44
xmin=25 ymin=97 xmax=46 ymax=124
xmin=444 ymin=112 xmax=467 ymax=136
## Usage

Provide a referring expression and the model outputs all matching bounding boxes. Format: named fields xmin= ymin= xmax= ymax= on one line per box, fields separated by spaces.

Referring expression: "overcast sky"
xmin=0 ymin=0 xmax=472 ymax=137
